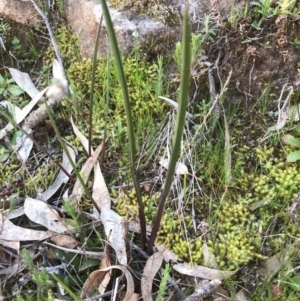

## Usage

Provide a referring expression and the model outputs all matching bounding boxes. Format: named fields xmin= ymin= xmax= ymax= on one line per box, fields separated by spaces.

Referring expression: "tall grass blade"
xmin=99 ymin=0 xmax=147 ymax=249
xmin=101 ymin=37 xmax=111 ymax=163
xmin=147 ymin=9 xmax=191 ymax=253
xmin=50 ymin=273 xmax=81 ymax=301
xmin=223 ymin=110 xmax=232 ymax=185
xmin=89 ymin=15 xmax=103 ymax=157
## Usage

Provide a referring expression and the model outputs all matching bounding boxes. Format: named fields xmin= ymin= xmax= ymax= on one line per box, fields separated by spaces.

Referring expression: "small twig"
xmin=288 ymin=192 xmax=300 ymax=223
xmin=29 ymin=0 xmax=66 ymax=79
xmin=43 ymin=242 xmax=105 ymax=259
xmin=208 ymin=66 xmax=220 ymax=120
xmin=248 ymin=60 xmax=255 ymax=94
xmin=112 ymin=180 xmax=157 ymax=189
xmin=183 ymin=280 xmax=222 ymax=301
xmin=276 ymin=83 xmax=292 ymax=124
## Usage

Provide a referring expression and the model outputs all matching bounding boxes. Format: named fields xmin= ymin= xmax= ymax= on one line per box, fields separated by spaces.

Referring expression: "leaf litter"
xmin=141 ymin=251 xmax=164 ymax=301
xmin=0 ymin=62 xmax=252 ymax=301
xmin=2 ymin=18 xmax=298 ymax=301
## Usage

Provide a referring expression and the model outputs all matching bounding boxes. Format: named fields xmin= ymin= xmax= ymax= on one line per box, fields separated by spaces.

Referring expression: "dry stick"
xmin=29 ymin=0 xmax=66 ymax=79
xmin=260 ymin=84 xmax=294 ymax=142
xmin=183 ymin=280 xmax=222 ymax=301
xmin=276 ymin=83 xmax=291 ymax=124
xmin=208 ymin=65 xmax=220 ymax=120
xmin=43 ymin=242 xmax=105 ymax=259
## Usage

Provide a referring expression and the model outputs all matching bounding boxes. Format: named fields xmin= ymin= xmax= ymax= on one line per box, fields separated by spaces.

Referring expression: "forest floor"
xmin=1 ymin=1 xmax=300 ymax=300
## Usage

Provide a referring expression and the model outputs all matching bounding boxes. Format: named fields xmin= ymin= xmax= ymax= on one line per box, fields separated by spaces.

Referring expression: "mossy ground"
xmin=108 ymin=0 xmax=182 ymax=26
xmin=1 ymin=2 xmax=300 ymax=300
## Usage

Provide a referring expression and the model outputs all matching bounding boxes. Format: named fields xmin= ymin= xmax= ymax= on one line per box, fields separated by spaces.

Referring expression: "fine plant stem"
xmin=89 ymin=14 xmax=103 ymax=157
xmin=147 ymin=9 xmax=191 ymax=253
xmin=44 ymin=102 xmax=101 ymax=214
xmin=99 ymin=0 xmax=147 ymax=249
xmin=0 ymin=111 xmax=75 ymax=183
xmin=50 ymin=273 xmax=81 ymax=301
xmin=101 ymin=36 xmax=110 ymax=163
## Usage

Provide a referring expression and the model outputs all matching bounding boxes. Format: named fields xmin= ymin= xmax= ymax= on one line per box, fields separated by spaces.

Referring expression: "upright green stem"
xmin=99 ymin=0 xmax=147 ymax=249
xmin=101 ymin=36 xmax=110 ymax=163
xmin=89 ymin=15 xmax=103 ymax=157
xmin=147 ymin=9 xmax=191 ymax=253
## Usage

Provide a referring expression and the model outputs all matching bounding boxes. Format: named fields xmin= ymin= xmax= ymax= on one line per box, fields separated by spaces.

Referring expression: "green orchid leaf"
xmin=282 ymin=134 xmax=300 ymax=148
xmin=0 ymin=145 xmax=10 ymax=162
xmin=11 ymin=130 xmax=23 ymax=148
xmin=8 ymin=85 xmax=24 ymax=96
xmin=287 ymin=150 xmax=300 ymax=162
xmin=288 ymin=275 xmax=300 ymax=292
xmin=0 ymin=74 xmax=5 ymax=85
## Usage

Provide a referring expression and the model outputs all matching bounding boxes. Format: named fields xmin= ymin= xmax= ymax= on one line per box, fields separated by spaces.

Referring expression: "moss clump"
xmin=67 ymin=57 xmax=93 ymax=97
xmin=0 ymin=154 xmax=59 ymax=204
xmin=215 ymin=200 xmax=255 ymax=232
xmin=66 ymin=55 xmax=165 ymax=156
xmin=116 ymin=191 xmax=203 ymax=265
xmin=43 ymin=26 xmax=81 ymax=67
xmin=238 ymin=146 xmax=300 ymax=235
xmin=157 ymin=213 xmax=203 ymax=265
xmin=114 ymin=145 xmax=300 ymax=270
xmin=116 ymin=189 xmax=159 ymax=224
xmin=241 ymin=146 xmax=300 ymax=200
xmin=213 ymin=144 xmax=300 ymax=265
xmin=209 ymin=231 xmax=263 ymax=270
xmin=209 ymin=198 xmax=261 ymax=269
